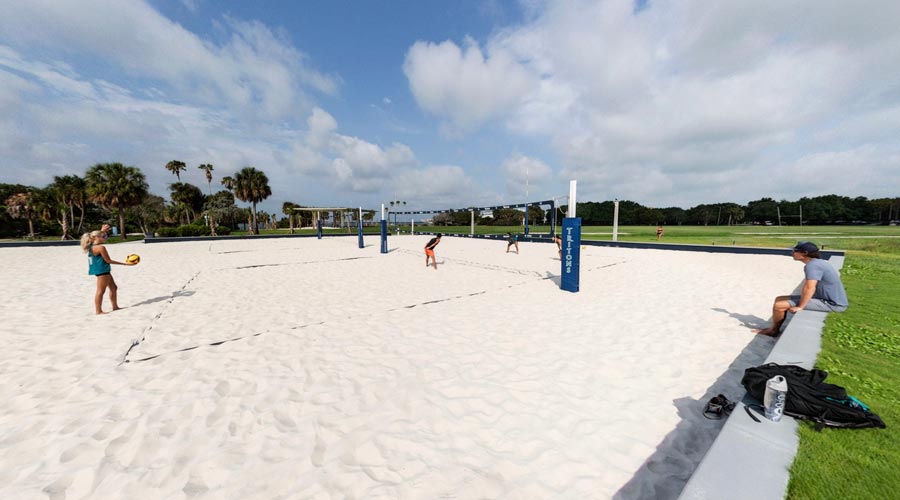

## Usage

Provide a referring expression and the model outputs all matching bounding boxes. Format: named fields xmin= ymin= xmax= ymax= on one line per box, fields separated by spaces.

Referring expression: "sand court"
xmin=0 ymin=236 xmax=800 ymax=499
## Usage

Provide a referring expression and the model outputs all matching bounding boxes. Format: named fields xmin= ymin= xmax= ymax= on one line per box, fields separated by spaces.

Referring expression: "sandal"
xmin=703 ymin=394 xmax=736 ymax=420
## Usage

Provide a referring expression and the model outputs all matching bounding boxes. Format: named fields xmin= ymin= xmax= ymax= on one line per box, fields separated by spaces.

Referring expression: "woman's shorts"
xmin=425 ymin=249 xmax=435 ymax=257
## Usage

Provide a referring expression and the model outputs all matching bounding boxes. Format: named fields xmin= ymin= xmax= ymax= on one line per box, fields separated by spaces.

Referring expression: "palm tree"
xmin=32 ymin=187 xmax=70 ymax=240
xmin=169 ymin=182 xmax=204 ymax=224
xmin=198 ymin=164 xmax=214 ymax=194
xmin=283 ymin=201 xmax=299 ymax=234
xmin=50 ymin=175 xmax=86 ymax=237
xmin=232 ymin=167 xmax=271 ymax=235
xmin=165 ymin=160 xmax=187 ymax=181
xmin=221 ymin=176 xmax=234 ymax=191
xmin=5 ymin=191 xmax=36 ymax=237
xmin=85 ymin=163 xmax=149 ymax=240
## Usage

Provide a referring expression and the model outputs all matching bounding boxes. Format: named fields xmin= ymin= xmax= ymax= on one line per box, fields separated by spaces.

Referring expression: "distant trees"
xmin=165 ymin=160 xmax=187 ymax=181
xmin=198 ymin=164 xmax=214 ymax=194
xmin=5 ymin=191 xmax=36 ymax=237
xmin=232 ymin=167 xmax=271 ymax=235
xmin=282 ymin=201 xmax=299 ymax=233
xmin=85 ymin=163 xmax=148 ymax=239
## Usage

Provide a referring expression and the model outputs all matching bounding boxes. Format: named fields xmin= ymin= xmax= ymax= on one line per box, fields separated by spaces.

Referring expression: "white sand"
xmin=0 ymin=236 xmax=800 ymax=499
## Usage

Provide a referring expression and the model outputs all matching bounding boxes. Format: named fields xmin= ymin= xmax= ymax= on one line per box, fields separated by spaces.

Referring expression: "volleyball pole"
xmin=561 ymin=180 xmax=581 ymax=293
xmin=380 ymin=203 xmax=388 ymax=254
xmin=357 ymin=207 xmax=364 ymax=248
xmin=317 ymin=218 xmax=322 ymax=239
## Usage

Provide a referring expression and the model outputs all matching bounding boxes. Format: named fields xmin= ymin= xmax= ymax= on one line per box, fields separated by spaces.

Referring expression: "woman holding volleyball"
xmin=80 ymin=230 xmax=136 ymax=315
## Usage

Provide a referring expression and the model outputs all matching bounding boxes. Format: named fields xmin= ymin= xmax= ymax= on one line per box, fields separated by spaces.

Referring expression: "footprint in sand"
xmin=59 ymin=442 xmax=96 ymax=463
xmin=183 ymin=474 xmax=209 ymax=496
xmin=215 ymin=380 xmax=231 ymax=397
xmin=273 ymin=409 xmax=297 ymax=431
xmin=206 ymin=402 xmax=227 ymax=427
xmin=311 ymin=434 xmax=327 ymax=467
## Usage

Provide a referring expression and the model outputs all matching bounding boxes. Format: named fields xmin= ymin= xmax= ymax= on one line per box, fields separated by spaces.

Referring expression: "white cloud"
xmin=403 ymin=37 xmax=535 ymax=132
xmin=405 ymin=0 xmax=900 ymax=205
xmin=0 ymin=0 xmax=338 ymax=120
xmin=500 ymin=154 xmax=553 ymax=197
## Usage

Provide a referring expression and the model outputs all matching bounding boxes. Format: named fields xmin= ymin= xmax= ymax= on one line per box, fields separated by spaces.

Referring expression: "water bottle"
xmin=764 ymin=375 xmax=788 ymax=422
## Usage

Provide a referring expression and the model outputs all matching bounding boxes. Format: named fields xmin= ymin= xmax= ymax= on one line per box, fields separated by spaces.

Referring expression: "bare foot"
xmin=753 ymin=328 xmax=778 ymax=337
xmin=112 ymin=307 xmax=121 ymax=311
xmin=96 ymin=311 xmax=108 ymax=315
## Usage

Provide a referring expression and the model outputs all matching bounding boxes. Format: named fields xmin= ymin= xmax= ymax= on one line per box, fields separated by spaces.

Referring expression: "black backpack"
xmin=741 ymin=363 xmax=886 ymax=429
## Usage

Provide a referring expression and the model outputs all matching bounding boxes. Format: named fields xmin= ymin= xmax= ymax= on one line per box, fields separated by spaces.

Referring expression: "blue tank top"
xmin=87 ymin=244 xmax=111 ymax=275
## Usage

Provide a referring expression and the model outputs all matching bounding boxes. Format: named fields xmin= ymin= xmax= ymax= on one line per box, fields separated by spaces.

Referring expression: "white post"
xmin=411 ymin=218 xmax=415 ymax=234
xmin=613 ymin=199 xmax=620 ymax=242
xmin=568 ymin=180 xmax=577 ymax=217
xmin=380 ymin=204 xmax=384 ymax=221
xmin=470 ymin=209 xmax=474 ymax=236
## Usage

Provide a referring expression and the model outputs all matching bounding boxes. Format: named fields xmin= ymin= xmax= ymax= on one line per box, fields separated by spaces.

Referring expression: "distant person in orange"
xmin=425 ymin=233 xmax=442 ymax=270
xmin=656 ymin=224 xmax=664 ymax=241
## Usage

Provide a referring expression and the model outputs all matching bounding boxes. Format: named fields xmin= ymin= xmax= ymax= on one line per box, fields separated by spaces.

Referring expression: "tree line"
xmin=1 ymin=162 xmax=297 ymax=239
xmin=5 ymin=163 xmax=899 ymax=239
xmin=430 ymin=196 xmax=899 ymax=227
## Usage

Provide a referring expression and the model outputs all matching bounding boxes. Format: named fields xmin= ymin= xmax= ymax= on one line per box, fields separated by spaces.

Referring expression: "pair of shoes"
xmin=703 ymin=394 xmax=736 ymax=420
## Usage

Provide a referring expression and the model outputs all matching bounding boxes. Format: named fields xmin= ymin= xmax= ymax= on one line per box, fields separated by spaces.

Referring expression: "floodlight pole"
xmin=613 ymin=199 xmax=620 ymax=242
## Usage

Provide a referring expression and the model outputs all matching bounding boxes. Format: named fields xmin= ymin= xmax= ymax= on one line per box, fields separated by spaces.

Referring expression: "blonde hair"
xmin=80 ymin=231 xmax=103 ymax=253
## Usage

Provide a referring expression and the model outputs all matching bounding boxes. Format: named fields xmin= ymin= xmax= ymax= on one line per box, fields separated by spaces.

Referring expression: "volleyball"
xmin=126 ymin=254 xmax=140 ymax=265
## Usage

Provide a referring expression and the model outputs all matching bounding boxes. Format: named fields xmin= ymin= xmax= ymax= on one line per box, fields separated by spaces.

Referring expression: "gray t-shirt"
xmin=805 ymin=259 xmax=848 ymax=307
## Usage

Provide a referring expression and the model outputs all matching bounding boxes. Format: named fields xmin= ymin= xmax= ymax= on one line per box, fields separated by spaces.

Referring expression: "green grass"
xmin=786 ymin=251 xmax=900 ymax=500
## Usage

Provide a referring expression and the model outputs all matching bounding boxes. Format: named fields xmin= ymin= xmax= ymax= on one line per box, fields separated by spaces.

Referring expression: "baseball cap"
xmin=792 ymin=241 xmax=818 ymax=253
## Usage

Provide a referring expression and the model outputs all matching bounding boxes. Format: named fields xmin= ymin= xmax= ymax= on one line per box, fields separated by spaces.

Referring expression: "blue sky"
xmin=1 ymin=0 xmax=899 ymax=216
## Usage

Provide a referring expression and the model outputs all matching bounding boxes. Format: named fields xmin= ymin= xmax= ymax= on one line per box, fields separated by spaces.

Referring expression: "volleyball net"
xmin=385 ymin=199 xmax=559 ymax=238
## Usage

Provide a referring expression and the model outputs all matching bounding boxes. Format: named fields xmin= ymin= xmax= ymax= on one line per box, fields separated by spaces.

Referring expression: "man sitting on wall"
xmin=754 ymin=241 xmax=848 ymax=337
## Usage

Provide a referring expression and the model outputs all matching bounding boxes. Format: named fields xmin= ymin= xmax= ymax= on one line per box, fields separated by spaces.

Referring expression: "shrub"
xmin=215 ymin=225 xmax=231 ymax=235
xmin=176 ymin=224 xmax=208 ymax=237
xmin=155 ymin=227 xmax=177 ymax=237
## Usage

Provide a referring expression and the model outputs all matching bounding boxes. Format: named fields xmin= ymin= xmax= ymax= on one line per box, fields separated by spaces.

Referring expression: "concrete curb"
xmin=678 ymin=256 xmax=845 ymax=500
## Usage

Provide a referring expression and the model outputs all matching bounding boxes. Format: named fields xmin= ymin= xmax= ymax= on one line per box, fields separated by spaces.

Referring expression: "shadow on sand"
xmin=613 ymin=328 xmax=775 ymax=500
xmin=130 ymin=290 xmax=195 ymax=307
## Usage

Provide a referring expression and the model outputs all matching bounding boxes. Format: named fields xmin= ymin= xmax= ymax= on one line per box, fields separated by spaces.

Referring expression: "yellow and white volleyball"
xmin=126 ymin=254 xmax=141 ymax=265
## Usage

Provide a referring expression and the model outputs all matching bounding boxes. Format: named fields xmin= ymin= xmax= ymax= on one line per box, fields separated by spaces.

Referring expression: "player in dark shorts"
xmin=425 ymin=233 xmax=442 ymax=270
xmin=552 ymin=234 xmax=562 ymax=257
xmin=506 ymin=232 xmax=519 ymax=254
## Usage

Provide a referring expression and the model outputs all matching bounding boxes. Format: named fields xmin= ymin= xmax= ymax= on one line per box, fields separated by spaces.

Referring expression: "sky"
xmin=1 ymin=0 xmax=899 ymax=215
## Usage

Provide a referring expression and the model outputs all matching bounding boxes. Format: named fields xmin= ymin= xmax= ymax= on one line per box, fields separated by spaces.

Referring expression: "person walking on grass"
xmin=656 ymin=224 xmax=664 ymax=241
xmin=506 ymin=232 xmax=519 ymax=254
xmin=81 ymin=230 xmax=135 ymax=315
xmin=425 ymin=233 xmax=442 ymax=270
xmin=753 ymin=241 xmax=848 ymax=337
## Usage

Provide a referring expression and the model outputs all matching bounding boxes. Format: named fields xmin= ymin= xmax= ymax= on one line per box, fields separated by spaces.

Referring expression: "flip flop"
xmin=703 ymin=394 xmax=736 ymax=420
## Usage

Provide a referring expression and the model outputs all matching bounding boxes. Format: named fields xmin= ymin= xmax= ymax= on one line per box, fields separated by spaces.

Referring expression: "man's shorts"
xmin=425 ymin=249 xmax=435 ymax=257
xmin=788 ymin=295 xmax=847 ymax=313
